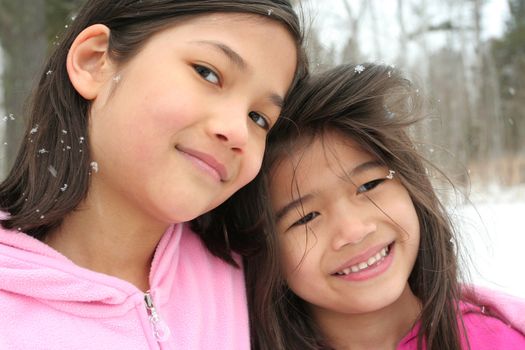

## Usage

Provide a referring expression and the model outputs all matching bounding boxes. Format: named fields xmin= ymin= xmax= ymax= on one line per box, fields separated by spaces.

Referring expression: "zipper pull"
xmin=144 ymin=291 xmax=171 ymax=342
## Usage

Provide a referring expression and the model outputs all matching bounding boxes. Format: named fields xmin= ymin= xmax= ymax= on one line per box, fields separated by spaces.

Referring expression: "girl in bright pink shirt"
xmin=227 ymin=63 xmax=525 ymax=349
xmin=0 ymin=1 xmax=307 ymax=349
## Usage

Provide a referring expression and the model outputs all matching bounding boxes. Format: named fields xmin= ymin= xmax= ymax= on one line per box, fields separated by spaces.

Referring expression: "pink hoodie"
xmin=0 ymin=223 xmax=249 ymax=349
xmin=398 ymin=288 xmax=525 ymax=349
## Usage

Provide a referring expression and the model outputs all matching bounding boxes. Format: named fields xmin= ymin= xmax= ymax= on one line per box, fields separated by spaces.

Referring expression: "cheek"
xmin=142 ymin=93 xmax=195 ymax=131
xmin=237 ymin=141 xmax=265 ymax=183
xmin=279 ymin=234 xmax=312 ymax=275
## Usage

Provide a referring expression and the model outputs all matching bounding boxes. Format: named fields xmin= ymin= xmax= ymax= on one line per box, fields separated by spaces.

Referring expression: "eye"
xmin=356 ymin=179 xmax=385 ymax=194
xmin=290 ymin=211 xmax=320 ymax=228
xmin=248 ymin=111 xmax=270 ymax=130
xmin=193 ymin=64 xmax=220 ymax=85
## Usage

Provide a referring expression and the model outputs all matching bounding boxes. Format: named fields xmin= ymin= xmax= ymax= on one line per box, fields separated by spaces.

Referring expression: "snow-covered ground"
xmin=453 ymin=184 xmax=525 ymax=298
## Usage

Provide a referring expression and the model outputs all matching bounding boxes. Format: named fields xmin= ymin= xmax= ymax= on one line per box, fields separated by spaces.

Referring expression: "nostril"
xmin=216 ymin=133 xmax=228 ymax=142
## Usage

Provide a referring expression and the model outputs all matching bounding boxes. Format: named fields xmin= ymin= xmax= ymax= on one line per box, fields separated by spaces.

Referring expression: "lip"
xmin=331 ymin=241 xmax=394 ymax=275
xmin=334 ymin=244 xmax=395 ymax=282
xmin=176 ymin=145 xmax=228 ymax=181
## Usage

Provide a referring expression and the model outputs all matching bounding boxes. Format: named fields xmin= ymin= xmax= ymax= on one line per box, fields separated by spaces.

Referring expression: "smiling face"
xmin=88 ymin=13 xmax=297 ymax=225
xmin=269 ymin=132 xmax=420 ymax=318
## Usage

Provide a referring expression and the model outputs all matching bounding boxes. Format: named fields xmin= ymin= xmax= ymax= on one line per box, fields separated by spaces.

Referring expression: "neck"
xmin=45 ymin=182 xmax=171 ymax=292
xmin=314 ymin=285 xmax=421 ymax=350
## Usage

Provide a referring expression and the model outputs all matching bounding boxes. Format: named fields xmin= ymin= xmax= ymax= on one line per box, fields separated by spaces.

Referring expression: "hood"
xmin=463 ymin=285 xmax=525 ymax=334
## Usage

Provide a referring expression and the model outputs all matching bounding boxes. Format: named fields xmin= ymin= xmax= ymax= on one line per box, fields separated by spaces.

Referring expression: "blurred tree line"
xmin=0 ymin=0 xmax=524 ymax=186
xmin=300 ymin=0 xmax=525 ymax=187
xmin=0 ymin=0 xmax=81 ymax=175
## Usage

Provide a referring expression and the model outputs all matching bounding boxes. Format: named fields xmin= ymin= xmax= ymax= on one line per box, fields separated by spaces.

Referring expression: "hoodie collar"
xmin=0 ymin=222 xmax=182 ymax=317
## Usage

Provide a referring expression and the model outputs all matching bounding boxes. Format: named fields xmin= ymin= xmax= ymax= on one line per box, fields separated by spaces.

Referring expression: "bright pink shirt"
xmin=398 ymin=301 xmax=525 ymax=349
xmin=0 ymin=222 xmax=249 ymax=349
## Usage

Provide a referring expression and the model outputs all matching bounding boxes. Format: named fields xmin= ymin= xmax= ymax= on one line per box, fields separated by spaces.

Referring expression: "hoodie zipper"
xmin=144 ymin=291 xmax=171 ymax=342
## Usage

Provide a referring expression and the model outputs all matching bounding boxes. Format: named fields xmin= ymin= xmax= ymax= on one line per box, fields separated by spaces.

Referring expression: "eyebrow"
xmin=342 ymin=160 xmax=384 ymax=179
xmin=275 ymin=194 xmax=313 ymax=222
xmin=190 ymin=40 xmax=285 ymax=109
xmin=269 ymin=93 xmax=284 ymax=109
xmin=191 ymin=40 xmax=248 ymax=71
xmin=274 ymin=160 xmax=384 ymax=221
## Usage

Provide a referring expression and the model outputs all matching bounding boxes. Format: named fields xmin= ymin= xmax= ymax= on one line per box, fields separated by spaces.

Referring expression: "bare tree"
xmin=0 ymin=0 xmax=47 ymax=174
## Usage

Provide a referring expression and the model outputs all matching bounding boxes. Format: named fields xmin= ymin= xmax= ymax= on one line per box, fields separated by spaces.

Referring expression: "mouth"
xmin=176 ymin=145 xmax=228 ymax=182
xmin=333 ymin=243 xmax=394 ymax=276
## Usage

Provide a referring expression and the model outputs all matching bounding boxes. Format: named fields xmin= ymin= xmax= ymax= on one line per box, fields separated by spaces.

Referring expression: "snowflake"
xmin=46 ymin=70 xmax=53 ymax=76
xmin=90 ymin=161 xmax=99 ymax=173
xmin=48 ymin=165 xmax=58 ymax=177
xmin=30 ymin=125 xmax=39 ymax=134
xmin=267 ymin=8 xmax=273 ymax=16
xmin=60 ymin=184 xmax=68 ymax=192
xmin=354 ymin=64 xmax=365 ymax=74
xmin=2 ymin=113 xmax=15 ymax=122
xmin=38 ymin=148 xmax=49 ymax=154
xmin=62 ymin=129 xmax=68 ymax=134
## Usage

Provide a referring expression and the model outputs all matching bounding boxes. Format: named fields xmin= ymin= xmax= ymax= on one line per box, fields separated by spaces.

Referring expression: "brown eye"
xmin=291 ymin=211 xmax=320 ymax=228
xmin=248 ymin=111 xmax=269 ymax=130
xmin=356 ymin=179 xmax=385 ymax=194
xmin=193 ymin=64 xmax=220 ymax=85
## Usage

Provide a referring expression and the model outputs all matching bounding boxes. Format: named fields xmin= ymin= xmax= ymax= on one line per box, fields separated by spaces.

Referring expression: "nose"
xmin=206 ymin=105 xmax=249 ymax=154
xmin=330 ymin=204 xmax=377 ymax=251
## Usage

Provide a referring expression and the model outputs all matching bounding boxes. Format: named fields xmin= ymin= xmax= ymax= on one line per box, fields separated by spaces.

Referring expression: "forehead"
xmin=143 ymin=12 xmax=297 ymax=93
xmin=269 ymin=133 xmax=375 ymax=192
xmin=154 ymin=12 xmax=295 ymax=49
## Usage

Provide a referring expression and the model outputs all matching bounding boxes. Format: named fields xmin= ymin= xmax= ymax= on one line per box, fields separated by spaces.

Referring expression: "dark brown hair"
xmin=224 ymin=63 xmax=469 ymax=349
xmin=0 ymin=0 xmax=308 ymax=264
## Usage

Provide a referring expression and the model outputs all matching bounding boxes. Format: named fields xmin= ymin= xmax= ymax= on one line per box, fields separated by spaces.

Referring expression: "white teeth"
xmin=358 ymin=262 xmax=368 ymax=269
xmin=367 ymin=256 xmax=376 ymax=265
xmin=336 ymin=245 xmax=392 ymax=276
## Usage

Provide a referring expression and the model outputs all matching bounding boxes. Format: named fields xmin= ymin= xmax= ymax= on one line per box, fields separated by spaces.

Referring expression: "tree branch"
xmin=0 ymin=1 xmax=14 ymax=38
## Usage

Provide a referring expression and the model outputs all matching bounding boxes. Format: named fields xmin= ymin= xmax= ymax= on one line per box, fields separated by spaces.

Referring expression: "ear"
xmin=67 ymin=24 xmax=114 ymax=100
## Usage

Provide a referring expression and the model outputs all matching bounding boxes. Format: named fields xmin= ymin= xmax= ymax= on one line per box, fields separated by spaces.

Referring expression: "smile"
xmin=176 ymin=145 xmax=228 ymax=182
xmin=334 ymin=245 xmax=391 ymax=275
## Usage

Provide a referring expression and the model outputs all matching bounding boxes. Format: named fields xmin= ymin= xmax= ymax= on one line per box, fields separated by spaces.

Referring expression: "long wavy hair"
xmin=223 ymin=63 xmax=472 ymax=349
xmin=0 ymin=0 xmax=308 ymax=265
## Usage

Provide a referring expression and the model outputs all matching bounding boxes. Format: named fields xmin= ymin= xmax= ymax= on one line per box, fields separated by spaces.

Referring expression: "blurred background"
xmin=0 ymin=0 xmax=523 ymax=296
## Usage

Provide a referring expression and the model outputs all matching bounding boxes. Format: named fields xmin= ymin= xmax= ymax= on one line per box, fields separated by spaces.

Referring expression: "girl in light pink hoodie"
xmin=0 ymin=1 xmax=307 ymax=349
xmin=225 ymin=63 xmax=525 ymax=349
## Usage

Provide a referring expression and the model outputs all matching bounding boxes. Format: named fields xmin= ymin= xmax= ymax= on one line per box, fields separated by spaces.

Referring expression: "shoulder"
xmin=461 ymin=301 xmax=525 ymax=349
xmin=462 ymin=285 xmax=525 ymax=332
xmin=179 ymin=223 xmax=244 ymax=274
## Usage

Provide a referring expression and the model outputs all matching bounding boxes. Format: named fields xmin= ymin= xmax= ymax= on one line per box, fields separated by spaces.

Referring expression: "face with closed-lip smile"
xmin=270 ymin=132 xmax=420 ymax=317
xmin=87 ymin=13 xmax=297 ymax=225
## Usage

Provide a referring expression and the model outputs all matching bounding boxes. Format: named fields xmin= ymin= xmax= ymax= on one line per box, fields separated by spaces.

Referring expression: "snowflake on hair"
xmin=30 ymin=125 xmax=39 ymax=134
xmin=354 ymin=64 xmax=365 ymax=74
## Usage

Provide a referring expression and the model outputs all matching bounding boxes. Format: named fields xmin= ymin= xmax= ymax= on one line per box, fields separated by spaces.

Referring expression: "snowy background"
xmin=307 ymin=0 xmax=525 ymax=298
xmin=454 ymin=185 xmax=525 ymax=297
xmin=0 ymin=0 xmax=523 ymax=299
